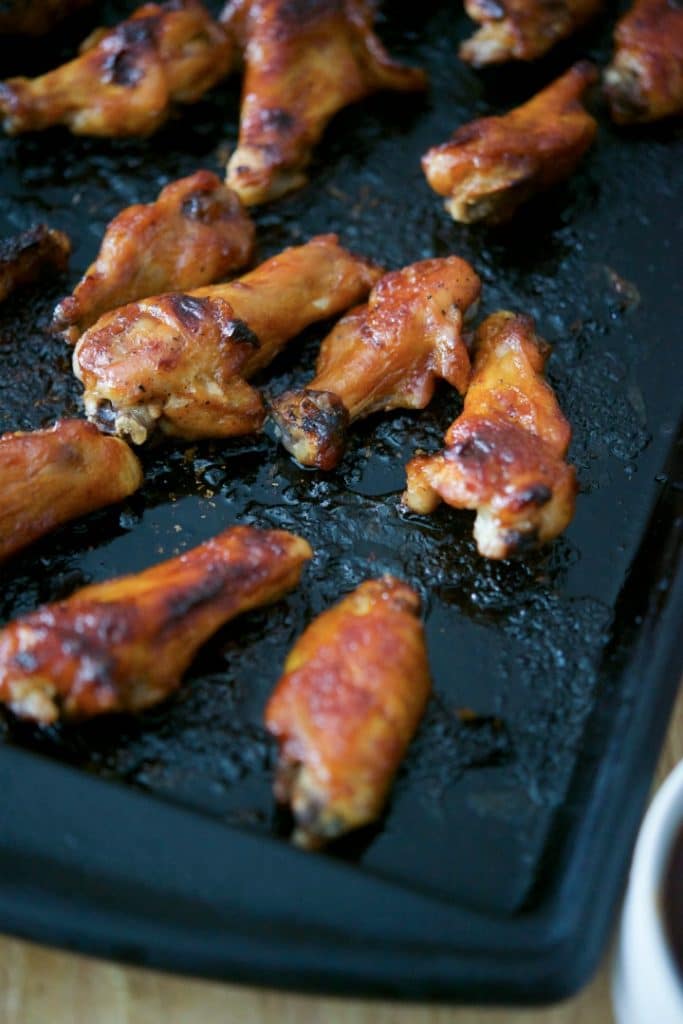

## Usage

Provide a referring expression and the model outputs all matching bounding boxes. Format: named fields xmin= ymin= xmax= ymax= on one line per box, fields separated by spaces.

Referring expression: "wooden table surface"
xmin=1 ymin=685 xmax=680 ymax=1024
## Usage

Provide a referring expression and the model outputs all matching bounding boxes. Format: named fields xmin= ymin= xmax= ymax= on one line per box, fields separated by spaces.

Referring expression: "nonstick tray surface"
xmin=0 ymin=0 xmax=681 ymax=1004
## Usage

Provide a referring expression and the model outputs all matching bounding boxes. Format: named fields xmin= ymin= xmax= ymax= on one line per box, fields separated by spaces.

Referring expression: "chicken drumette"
xmin=0 ymin=419 xmax=142 ymax=563
xmin=0 ymin=224 xmax=70 ymax=303
xmin=53 ymin=171 xmax=255 ymax=342
xmin=73 ymin=234 xmax=381 ymax=444
xmin=265 ymin=576 xmax=431 ymax=848
xmin=403 ymin=311 xmax=576 ymax=559
xmin=0 ymin=526 xmax=312 ymax=724
xmin=422 ymin=62 xmax=598 ymax=225
xmin=270 ymin=256 xmax=481 ymax=469
xmin=460 ymin=0 xmax=602 ymax=66
xmin=604 ymin=0 xmax=683 ymax=124
xmin=0 ymin=0 xmax=92 ymax=35
xmin=0 ymin=1 xmax=233 ymax=136
xmin=221 ymin=0 xmax=426 ymax=204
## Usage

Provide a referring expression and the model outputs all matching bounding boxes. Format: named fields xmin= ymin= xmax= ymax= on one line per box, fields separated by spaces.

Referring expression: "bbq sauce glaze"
xmin=664 ymin=824 xmax=683 ymax=979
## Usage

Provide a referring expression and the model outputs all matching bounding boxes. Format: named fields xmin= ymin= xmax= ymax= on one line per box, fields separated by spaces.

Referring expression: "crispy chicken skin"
xmin=265 ymin=576 xmax=431 ymax=848
xmin=0 ymin=526 xmax=312 ymax=724
xmin=73 ymin=234 xmax=381 ymax=444
xmin=0 ymin=419 xmax=142 ymax=564
xmin=423 ymin=62 xmax=598 ymax=225
xmin=604 ymin=0 xmax=683 ymax=123
xmin=0 ymin=1 xmax=233 ymax=137
xmin=403 ymin=311 xmax=576 ymax=559
xmin=270 ymin=256 xmax=481 ymax=470
xmin=0 ymin=0 xmax=92 ymax=35
xmin=221 ymin=0 xmax=427 ymax=204
xmin=53 ymin=172 xmax=255 ymax=343
xmin=0 ymin=224 xmax=71 ymax=303
xmin=460 ymin=0 xmax=602 ymax=66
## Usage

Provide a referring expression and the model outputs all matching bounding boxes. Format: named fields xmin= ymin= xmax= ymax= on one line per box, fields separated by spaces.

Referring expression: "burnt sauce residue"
xmin=664 ymin=823 xmax=683 ymax=979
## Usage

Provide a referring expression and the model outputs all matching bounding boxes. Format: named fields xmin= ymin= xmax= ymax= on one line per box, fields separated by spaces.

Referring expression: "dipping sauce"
xmin=663 ymin=824 xmax=683 ymax=978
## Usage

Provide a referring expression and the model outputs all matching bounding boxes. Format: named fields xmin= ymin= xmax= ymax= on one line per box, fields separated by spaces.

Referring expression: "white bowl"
xmin=613 ymin=759 xmax=683 ymax=1024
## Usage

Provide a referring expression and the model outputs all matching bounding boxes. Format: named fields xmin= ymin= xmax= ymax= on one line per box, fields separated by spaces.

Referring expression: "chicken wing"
xmin=403 ymin=311 xmax=576 ymax=559
xmin=270 ymin=256 xmax=481 ymax=469
xmin=0 ymin=224 xmax=70 ymax=303
xmin=73 ymin=234 xmax=381 ymax=444
xmin=422 ymin=62 xmax=597 ymax=225
xmin=265 ymin=576 xmax=431 ymax=848
xmin=0 ymin=1 xmax=233 ymax=136
xmin=221 ymin=0 xmax=427 ymax=204
xmin=53 ymin=172 xmax=255 ymax=343
xmin=0 ymin=0 xmax=92 ymax=35
xmin=0 ymin=526 xmax=312 ymax=724
xmin=604 ymin=0 xmax=683 ymax=123
xmin=0 ymin=419 xmax=142 ymax=564
xmin=460 ymin=0 xmax=602 ymax=66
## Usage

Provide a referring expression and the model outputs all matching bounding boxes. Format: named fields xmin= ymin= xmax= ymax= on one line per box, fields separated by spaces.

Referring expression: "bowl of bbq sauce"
xmin=613 ymin=759 xmax=683 ymax=1024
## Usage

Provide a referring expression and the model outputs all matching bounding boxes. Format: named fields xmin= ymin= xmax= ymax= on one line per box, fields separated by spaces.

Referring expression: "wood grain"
xmin=0 ymin=685 xmax=680 ymax=1024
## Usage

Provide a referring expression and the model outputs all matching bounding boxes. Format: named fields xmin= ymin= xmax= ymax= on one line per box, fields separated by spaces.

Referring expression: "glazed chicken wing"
xmin=403 ymin=311 xmax=576 ymax=559
xmin=0 ymin=0 xmax=92 ymax=35
xmin=0 ymin=526 xmax=312 ymax=724
xmin=265 ymin=576 xmax=431 ymax=848
xmin=0 ymin=1 xmax=233 ymax=137
xmin=53 ymin=171 xmax=255 ymax=342
xmin=221 ymin=0 xmax=426 ymax=204
xmin=460 ymin=0 xmax=602 ymax=66
xmin=73 ymin=234 xmax=381 ymax=444
xmin=270 ymin=256 xmax=481 ymax=469
xmin=604 ymin=0 xmax=683 ymax=123
xmin=0 ymin=419 xmax=142 ymax=563
xmin=423 ymin=62 xmax=597 ymax=225
xmin=0 ymin=224 xmax=70 ymax=303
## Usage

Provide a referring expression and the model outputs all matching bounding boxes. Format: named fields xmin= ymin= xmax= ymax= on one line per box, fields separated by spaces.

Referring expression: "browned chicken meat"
xmin=0 ymin=419 xmax=142 ymax=564
xmin=265 ymin=576 xmax=431 ymax=848
xmin=221 ymin=0 xmax=427 ymax=204
xmin=0 ymin=1 xmax=233 ymax=137
xmin=270 ymin=256 xmax=481 ymax=469
xmin=422 ymin=62 xmax=598 ymax=225
xmin=403 ymin=311 xmax=576 ymax=559
xmin=73 ymin=234 xmax=380 ymax=444
xmin=604 ymin=0 xmax=683 ymax=123
xmin=0 ymin=525 xmax=312 ymax=724
xmin=460 ymin=0 xmax=602 ymax=66
xmin=0 ymin=224 xmax=70 ymax=303
xmin=0 ymin=0 xmax=92 ymax=35
xmin=53 ymin=171 xmax=255 ymax=343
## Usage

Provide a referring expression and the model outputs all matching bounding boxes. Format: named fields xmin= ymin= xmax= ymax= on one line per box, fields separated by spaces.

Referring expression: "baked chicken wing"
xmin=0 ymin=0 xmax=92 ymax=35
xmin=0 ymin=224 xmax=70 ymax=303
xmin=0 ymin=1 xmax=233 ymax=137
xmin=53 ymin=171 xmax=255 ymax=343
xmin=403 ymin=311 xmax=576 ymax=559
xmin=604 ymin=0 xmax=683 ymax=123
xmin=222 ymin=0 xmax=427 ymax=204
xmin=73 ymin=234 xmax=380 ymax=444
xmin=265 ymin=576 xmax=431 ymax=848
xmin=270 ymin=256 xmax=481 ymax=469
xmin=0 ymin=419 xmax=142 ymax=564
xmin=422 ymin=62 xmax=598 ymax=225
xmin=460 ymin=0 xmax=602 ymax=66
xmin=0 ymin=526 xmax=312 ymax=724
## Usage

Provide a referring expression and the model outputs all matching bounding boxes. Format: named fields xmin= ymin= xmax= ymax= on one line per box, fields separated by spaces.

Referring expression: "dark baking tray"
xmin=0 ymin=0 xmax=681 ymax=1004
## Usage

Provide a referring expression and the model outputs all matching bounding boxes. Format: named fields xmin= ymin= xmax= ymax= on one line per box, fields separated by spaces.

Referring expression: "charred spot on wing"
xmin=167 ymin=293 xmax=211 ymax=328
xmin=102 ymin=17 xmax=158 ymax=87
xmin=180 ymin=189 xmax=236 ymax=223
xmin=258 ymin=107 xmax=297 ymax=135
xmin=92 ymin=399 xmax=118 ymax=434
xmin=159 ymin=573 xmax=231 ymax=625
xmin=447 ymin=433 xmax=493 ymax=461
xmin=503 ymin=527 xmax=540 ymax=555
xmin=516 ymin=483 xmax=552 ymax=508
xmin=227 ymin=318 xmax=260 ymax=349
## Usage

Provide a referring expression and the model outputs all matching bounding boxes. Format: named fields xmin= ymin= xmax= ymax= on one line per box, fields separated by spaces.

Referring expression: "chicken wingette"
xmin=73 ymin=234 xmax=381 ymax=444
xmin=0 ymin=526 xmax=312 ymax=724
xmin=0 ymin=1 xmax=233 ymax=137
xmin=0 ymin=0 xmax=92 ymax=35
xmin=403 ymin=311 xmax=576 ymax=559
xmin=460 ymin=0 xmax=602 ymax=66
xmin=53 ymin=171 xmax=255 ymax=342
xmin=604 ymin=0 xmax=683 ymax=123
xmin=221 ymin=0 xmax=426 ymax=204
xmin=0 ymin=224 xmax=70 ymax=303
xmin=265 ymin=576 xmax=431 ymax=848
xmin=270 ymin=256 xmax=481 ymax=469
xmin=422 ymin=62 xmax=598 ymax=225
xmin=0 ymin=420 xmax=142 ymax=564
